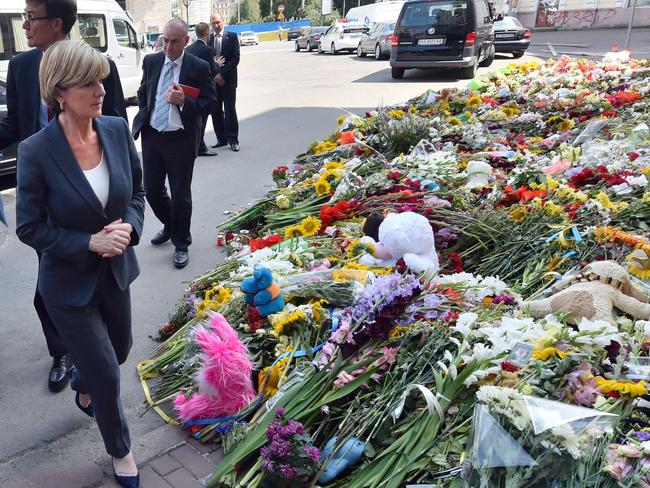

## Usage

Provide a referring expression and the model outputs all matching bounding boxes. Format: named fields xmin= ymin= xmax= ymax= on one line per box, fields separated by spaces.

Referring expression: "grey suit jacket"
xmin=15 ymin=116 xmax=145 ymax=307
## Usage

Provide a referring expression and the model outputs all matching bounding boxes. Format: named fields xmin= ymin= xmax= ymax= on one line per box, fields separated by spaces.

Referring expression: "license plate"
xmin=495 ymin=33 xmax=516 ymax=39
xmin=418 ymin=38 xmax=445 ymax=45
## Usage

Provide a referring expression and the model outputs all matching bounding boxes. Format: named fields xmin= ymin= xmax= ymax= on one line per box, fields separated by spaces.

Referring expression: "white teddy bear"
xmin=359 ymin=212 xmax=440 ymax=274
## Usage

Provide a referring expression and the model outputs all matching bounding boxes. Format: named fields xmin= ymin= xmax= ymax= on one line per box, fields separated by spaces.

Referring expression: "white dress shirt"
xmin=82 ymin=152 xmax=110 ymax=209
xmin=150 ymin=51 xmax=185 ymax=131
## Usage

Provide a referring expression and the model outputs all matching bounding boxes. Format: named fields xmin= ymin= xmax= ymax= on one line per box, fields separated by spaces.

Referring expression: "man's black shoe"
xmin=48 ymin=354 xmax=72 ymax=393
xmin=151 ymin=228 xmax=171 ymax=246
xmin=212 ymin=141 xmax=228 ymax=148
xmin=174 ymin=250 xmax=189 ymax=269
xmin=230 ymin=143 xmax=240 ymax=152
xmin=198 ymin=149 xmax=218 ymax=157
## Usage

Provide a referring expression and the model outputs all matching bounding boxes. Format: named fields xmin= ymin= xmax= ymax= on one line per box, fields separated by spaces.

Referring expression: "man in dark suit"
xmin=209 ymin=12 xmax=240 ymax=152
xmin=0 ymin=0 xmax=127 ymax=394
xmin=186 ymin=22 xmax=221 ymax=157
xmin=133 ymin=18 xmax=217 ymax=270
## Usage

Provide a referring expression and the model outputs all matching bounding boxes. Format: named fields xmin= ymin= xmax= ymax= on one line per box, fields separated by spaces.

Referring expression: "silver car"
xmin=356 ymin=22 xmax=396 ymax=60
xmin=318 ymin=23 xmax=369 ymax=54
xmin=0 ymin=77 xmax=16 ymax=177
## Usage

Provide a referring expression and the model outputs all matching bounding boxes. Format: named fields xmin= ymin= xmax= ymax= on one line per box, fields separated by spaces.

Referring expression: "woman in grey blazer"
xmin=15 ymin=41 xmax=144 ymax=488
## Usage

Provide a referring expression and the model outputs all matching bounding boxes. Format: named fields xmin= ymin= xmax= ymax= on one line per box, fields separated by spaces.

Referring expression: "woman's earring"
xmin=59 ymin=101 xmax=64 ymax=111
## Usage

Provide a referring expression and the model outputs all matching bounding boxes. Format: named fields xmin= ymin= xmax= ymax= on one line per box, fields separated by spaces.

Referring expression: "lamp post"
xmin=238 ymin=0 xmax=241 ymax=22
xmin=625 ymin=0 xmax=638 ymax=49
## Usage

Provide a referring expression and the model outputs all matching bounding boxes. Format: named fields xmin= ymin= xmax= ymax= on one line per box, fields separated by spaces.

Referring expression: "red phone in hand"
xmin=178 ymin=84 xmax=200 ymax=98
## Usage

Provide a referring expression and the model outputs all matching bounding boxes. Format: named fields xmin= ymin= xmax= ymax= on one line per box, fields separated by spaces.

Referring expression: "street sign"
xmin=278 ymin=4 xmax=285 ymax=11
xmin=322 ymin=0 xmax=332 ymax=15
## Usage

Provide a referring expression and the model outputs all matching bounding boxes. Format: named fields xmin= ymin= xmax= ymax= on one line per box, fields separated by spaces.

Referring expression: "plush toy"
xmin=241 ymin=265 xmax=285 ymax=317
xmin=465 ymin=160 xmax=493 ymax=189
xmin=524 ymin=260 xmax=650 ymax=326
xmin=318 ymin=436 xmax=366 ymax=483
xmin=359 ymin=211 xmax=440 ymax=274
xmin=173 ymin=314 xmax=256 ymax=423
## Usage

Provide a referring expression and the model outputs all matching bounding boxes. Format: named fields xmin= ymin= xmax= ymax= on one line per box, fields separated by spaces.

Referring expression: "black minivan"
xmin=390 ymin=0 xmax=496 ymax=79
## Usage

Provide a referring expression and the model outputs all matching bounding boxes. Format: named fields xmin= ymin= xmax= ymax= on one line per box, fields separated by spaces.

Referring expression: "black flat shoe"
xmin=212 ymin=141 xmax=228 ymax=148
xmin=230 ymin=143 xmax=240 ymax=152
xmin=150 ymin=228 xmax=171 ymax=246
xmin=198 ymin=149 xmax=218 ymax=156
xmin=112 ymin=460 xmax=140 ymax=488
xmin=174 ymin=250 xmax=189 ymax=269
xmin=75 ymin=391 xmax=94 ymax=417
xmin=48 ymin=354 xmax=72 ymax=393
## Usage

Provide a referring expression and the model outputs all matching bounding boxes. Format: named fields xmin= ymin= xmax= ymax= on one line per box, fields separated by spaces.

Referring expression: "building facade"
xmin=126 ymin=0 xmax=172 ymax=33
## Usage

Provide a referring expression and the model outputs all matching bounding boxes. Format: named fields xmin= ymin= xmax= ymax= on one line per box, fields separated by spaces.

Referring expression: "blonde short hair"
xmin=40 ymin=40 xmax=110 ymax=114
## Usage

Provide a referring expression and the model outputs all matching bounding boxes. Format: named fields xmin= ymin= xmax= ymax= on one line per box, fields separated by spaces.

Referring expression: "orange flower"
xmin=338 ymin=131 xmax=356 ymax=145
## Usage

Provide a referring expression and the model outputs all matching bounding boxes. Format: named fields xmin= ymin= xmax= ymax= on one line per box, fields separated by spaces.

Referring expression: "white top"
xmin=83 ymin=153 xmax=110 ymax=209
xmin=150 ymin=51 xmax=184 ymax=131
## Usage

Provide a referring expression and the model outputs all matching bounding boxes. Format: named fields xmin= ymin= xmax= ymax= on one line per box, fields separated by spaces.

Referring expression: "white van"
xmin=345 ymin=1 xmax=406 ymax=26
xmin=0 ymin=0 xmax=143 ymax=99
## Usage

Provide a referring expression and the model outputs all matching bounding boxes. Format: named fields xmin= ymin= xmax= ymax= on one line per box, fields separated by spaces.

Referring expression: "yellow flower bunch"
xmin=258 ymin=348 xmax=293 ymax=396
xmin=466 ymin=95 xmax=483 ymax=109
xmin=314 ymin=178 xmax=332 ymax=196
xmin=532 ymin=347 xmax=568 ymax=361
xmin=555 ymin=185 xmax=588 ymax=203
xmin=347 ymin=240 xmax=375 ymax=258
xmin=543 ymin=201 xmax=566 ymax=218
xmin=388 ymin=109 xmax=405 ymax=119
xmin=271 ymin=309 xmax=307 ymax=337
xmin=197 ymin=287 xmax=232 ymax=318
xmin=596 ymin=191 xmax=629 ymax=213
xmin=343 ymin=261 xmax=393 ymax=276
xmin=311 ymin=299 xmax=327 ymax=323
xmin=530 ymin=176 xmax=560 ymax=193
xmin=323 ymin=161 xmax=346 ymax=171
xmin=448 ymin=117 xmax=462 ymax=126
xmin=558 ymin=119 xmax=575 ymax=132
xmin=298 ymin=216 xmax=321 ymax=237
xmin=275 ymin=194 xmax=291 ymax=209
xmin=284 ymin=225 xmax=304 ymax=239
xmin=321 ymin=168 xmax=344 ymax=182
xmin=643 ymin=192 xmax=650 ymax=204
xmin=595 ymin=377 xmax=648 ymax=397
xmin=311 ymin=140 xmax=338 ymax=155
xmin=509 ymin=206 xmax=528 ymax=222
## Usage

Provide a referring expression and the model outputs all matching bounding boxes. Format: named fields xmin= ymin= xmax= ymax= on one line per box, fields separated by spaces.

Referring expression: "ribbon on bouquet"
xmin=545 ymin=225 xmax=582 ymax=258
xmin=182 ymin=307 xmax=342 ymax=435
xmin=390 ymin=383 xmax=446 ymax=422
xmin=136 ymin=359 xmax=180 ymax=426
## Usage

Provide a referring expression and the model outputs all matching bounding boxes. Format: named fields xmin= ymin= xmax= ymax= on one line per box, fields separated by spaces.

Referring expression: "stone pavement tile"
xmin=207 ymin=447 xmax=224 ymax=466
xmin=140 ymin=465 xmax=173 ymax=488
xmin=150 ymin=453 xmax=182 ymax=477
xmin=187 ymin=437 xmax=218 ymax=454
xmin=163 ymin=467 xmax=201 ymax=488
xmin=169 ymin=444 xmax=216 ymax=478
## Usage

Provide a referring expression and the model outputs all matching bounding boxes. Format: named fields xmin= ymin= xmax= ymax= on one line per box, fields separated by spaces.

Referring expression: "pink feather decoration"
xmin=173 ymin=314 xmax=256 ymax=423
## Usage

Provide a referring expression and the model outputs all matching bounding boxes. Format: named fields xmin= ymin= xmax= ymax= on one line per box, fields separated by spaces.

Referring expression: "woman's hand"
xmin=89 ymin=219 xmax=133 ymax=258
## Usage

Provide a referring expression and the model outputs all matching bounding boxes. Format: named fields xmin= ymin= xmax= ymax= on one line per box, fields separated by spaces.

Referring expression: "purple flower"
xmin=275 ymin=407 xmax=285 ymax=417
xmin=304 ymin=445 xmax=321 ymax=463
xmin=278 ymin=464 xmax=300 ymax=479
xmin=492 ymin=294 xmax=515 ymax=305
xmin=564 ymin=166 xmax=585 ymax=178
xmin=634 ymin=431 xmax=650 ymax=442
xmin=423 ymin=294 xmax=443 ymax=308
xmin=271 ymin=438 xmax=292 ymax=458
xmin=262 ymin=458 xmax=276 ymax=473
xmin=287 ymin=420 xmax=305 ymax=436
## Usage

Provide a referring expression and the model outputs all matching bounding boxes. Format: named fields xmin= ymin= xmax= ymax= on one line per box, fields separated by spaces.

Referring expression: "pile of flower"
xmin=139 ymin=56 xmax=650 ymax=487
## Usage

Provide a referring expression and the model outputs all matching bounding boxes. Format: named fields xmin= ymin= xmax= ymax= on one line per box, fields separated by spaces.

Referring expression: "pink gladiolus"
xmin=544 ymin=160 xmax=571 ymax=174
xmin=333 ymin=371 xmax=356 ymax=389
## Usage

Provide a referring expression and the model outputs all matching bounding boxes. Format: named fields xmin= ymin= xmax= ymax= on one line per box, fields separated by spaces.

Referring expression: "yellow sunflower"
xmin=387 ymin=109 xmax=405 ymax=119
xmin=448 ymin=117 xmax=461 ymax=126
xmin=466 ymin=95 xmax=482 ymax=108
xmin=314 ymin=178 xmax=332 ymax=196
xmin=324 ymin=161 xmax=346 ymax=171
xmin=321 ymin=168 xmax=344 ymax=182
xmin=347 ymin=240 xmax=375 ymax=258
xmin=299 ymin=216 xmax=322 ymax=237
xmin=271 ymin=309 xmax=307 ymax=336
xmin=284 ymin=225 xmax=304 ymax=239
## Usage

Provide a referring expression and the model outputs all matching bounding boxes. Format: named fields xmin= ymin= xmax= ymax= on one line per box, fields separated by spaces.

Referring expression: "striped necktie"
xmin=151 ymin=62 xmax=174 ymax=132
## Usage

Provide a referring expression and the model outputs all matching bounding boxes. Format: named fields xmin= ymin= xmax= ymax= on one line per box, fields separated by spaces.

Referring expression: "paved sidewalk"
xmin=101 ymin=435 xmax=224 ymax=488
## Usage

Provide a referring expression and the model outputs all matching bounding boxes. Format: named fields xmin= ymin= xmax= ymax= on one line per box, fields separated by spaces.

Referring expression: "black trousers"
xmin=141 ymin=126 xmax=195 ymax=251
xmin=43 ymin=262 xmax=132 ymax=458
xmin=211 ymin=83 xmax=238 ymax=144
xmin=35 ymin=252 xmax=67 ymax=358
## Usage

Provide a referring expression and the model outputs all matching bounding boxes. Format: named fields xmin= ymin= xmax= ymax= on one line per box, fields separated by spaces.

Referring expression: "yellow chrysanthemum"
xmin=544 ymin=202 xmax=565 ymax=218
xmin=313 ymin=140 xmax=338 ymax=155
xmin=258 ymin=349 xmax=292 ymax=396
xmin=596 ymin=191 xmax=629 ymax=213
xmin=211 ymin=286 xmax=232 ymax=306
xmin=314 ymin=178 xmax=332 ymax=196
xmin=284 ymin=225 xmax=304 ymax=239
xmin=509 ymin=206 xmax=528 ymax=222
xmin=299 ymin=216 xmax=321 ymax=237
xmin=466 ymin=95 xmax=483 ymax=108
xmin=388 ymin=109 xmax=405 ymax=119
xmin=532 ymin=347 xmax=568 ymax=361
xmin=449 ymin=117 xmax=461 ymax=126
xmin=558 ymin=119 xmax=575 ymax=132
xmin=324 ymin=161 xmax=346 ymax=171
xmin=311 ymin=300 xmax=327 ymax=323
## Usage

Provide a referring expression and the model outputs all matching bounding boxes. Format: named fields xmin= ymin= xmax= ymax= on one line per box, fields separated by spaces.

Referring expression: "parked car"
xmin=294 ymin=26 xmax=328 ymax=51
xmin=0 ymin=77 xmax=16 ymax=178
xmin=356 ymin=21 xmax=396 ymax=60
xmin=287 ymin=26 xmax=305 ymax=40
xmin=318 ymin=23 xmax=370 ymax=54
xmin=239 ymin=31 xmax=260 ymax=46
xmin=493 ymin=16 xmax=530 ymax=58
xmin=389 ymin=0 xmax=496 ymax=79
